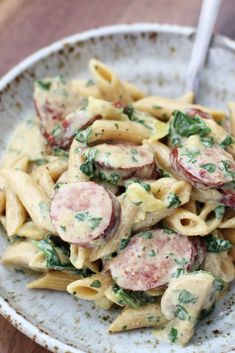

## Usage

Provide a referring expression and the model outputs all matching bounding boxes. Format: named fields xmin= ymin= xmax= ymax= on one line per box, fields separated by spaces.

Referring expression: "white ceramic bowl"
xmin=0 ymin=23 xmax=235 ymax=353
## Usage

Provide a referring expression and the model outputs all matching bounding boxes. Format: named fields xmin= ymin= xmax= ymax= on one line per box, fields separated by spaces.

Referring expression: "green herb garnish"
xmin=199 ymin=163 xmax=216 ymax=173
xmin=167 ymin=192 xmax=181 ymax=208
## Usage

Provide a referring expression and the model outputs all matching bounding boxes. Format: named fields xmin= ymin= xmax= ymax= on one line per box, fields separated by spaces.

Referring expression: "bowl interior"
xmin=0 ymin=24 xmax=235 ymax=353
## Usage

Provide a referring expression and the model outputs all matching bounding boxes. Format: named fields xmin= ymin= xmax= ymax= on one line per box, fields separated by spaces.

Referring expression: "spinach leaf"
xmin=205 ymin=235 xmax=232 ymax=253
xmin=90 ymin=280 xmax=101 ymax=288
xmin=33 ymin=237 xmax=92 ymax=277
xmin=221 ymin=160 xmax=235 ymax=178
xmin=112 ymin=284 xmax=156 ymax=308
xmin=170 ymin=110 xmax=211 ymax=144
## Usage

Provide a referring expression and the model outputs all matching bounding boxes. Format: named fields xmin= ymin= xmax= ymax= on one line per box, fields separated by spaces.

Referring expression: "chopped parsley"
xmin=52 ymin=147 xmax=69 ymax=158
xmin=33 ymin=159 xmax=47 ymax=166
xmin=38 ymin=202 xmax=50 ymax=218
xmin=205 ymin=235 xmax=232 ymax=253
xmin=158 ymin=169 xmax=171 ymax=178
xmin=51 ymin=124 xmax=64 ymax=138
xmin=90 ymin=280 xmax=102 ymax=288
xmin=152 ymin=105 xmax=163 ymax=109
xmin=75 ymin=211 xmax=102 ymax=231
xmin=219 ymin=135 xmax=234 ymax=149
xmin=36 ymin=79 xmax=51 ymax=90
xmin=80 ymin=97 xmax=89 ymax=110
xmin=171 ymin=268 xmax=186 ymax=278
xmin=139 ymin=231 xmax=153 ymax=239
xmin=174 ymin=258 xmax=188 ymax=265
xmin=125 ymin=179 xmax=151 ymax=192
xmin=199 ymin=163 xmax=216 ymax=173
xmin=123 ymin=105 xmax=152 ymax=130
xmin=214 ymin=204 xmax=225 ymax=219
xmin=174 ymin=304 xmax=188 ymax=320
xmin=86 ymin=79 xmax=95 ymax=87
xmin=162 ymin=226 xmax=176 ymax=235
xmin=98 ymin=171 xmax=121 ymax=185
xmin=168 ymin=327 xmax=178 ymax=343
xmin=148 ymin=249 xmax=156 ymax=257
xmin=167 ymin=192 xmax=181 ymax=208
xmin=179 ymin=289 xmax=197 ymax=304
xmin=221 ymin=160 xmax=235 ymax=178
xmin=80 ymin=148 xmax=97 ymax=178
xmin=76 ymin=127 xmax=92 ymax=144
xmin=119 ymin=237 xmax=130 ymax=250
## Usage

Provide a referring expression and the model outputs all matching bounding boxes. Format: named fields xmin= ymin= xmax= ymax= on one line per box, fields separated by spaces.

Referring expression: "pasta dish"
xmin=1 ymin=59 xmax=235 ymax=346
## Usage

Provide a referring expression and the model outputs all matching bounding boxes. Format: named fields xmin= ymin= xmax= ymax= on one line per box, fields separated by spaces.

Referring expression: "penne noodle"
xmin=5 ymin=186 xmax=27 ymax=237
xmin=2 ymin=169 xmax=55 ymax=234
xmin=109 ymin=303 xmax=167 ymax=332
xmin=27 ymin=271 xmax=81 ymax=291
xmin=95 ymin=296 xmax=114 ymax=310
xmin=72 ymin=79 xmax=102 ymax=99
xmin=84 ymin=120 xmax=151 ymax=145
xmin=133 ymin=96 xmax=225 ymax=122
xmin=16 ymin=221 xmax=48 ymax=240
xmin=89 ymin=59 xmax=132 ymax=104
xmin=179 ymin=91 xmax=194 ymax=104
xmin=38 ymin=169 xmax=55 ymax=199
xmin=67 ymin=271 xmax=113 ymax=300
xmin=67 ymin=139 xmax=89 ymax=183
xmin=31 ymin=158 xmax=68 ymax=182
xmin=228 ymin=102 xmax=235 ymax=137
xmin=123 ymin=81 xmax=145 ymax=101
xmin=1 ymin=240 xmax=41 ymax=270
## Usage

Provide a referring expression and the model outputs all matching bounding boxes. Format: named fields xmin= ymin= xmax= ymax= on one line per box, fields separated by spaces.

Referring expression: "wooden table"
xmin=0 ymin=0 xmax=235 ymax=352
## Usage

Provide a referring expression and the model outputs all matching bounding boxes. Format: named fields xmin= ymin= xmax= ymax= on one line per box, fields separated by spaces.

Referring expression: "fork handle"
xmin=186 ymin=0 xmax=221 ymax=95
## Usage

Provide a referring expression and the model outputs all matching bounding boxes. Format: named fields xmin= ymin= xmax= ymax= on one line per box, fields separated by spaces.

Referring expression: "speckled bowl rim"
xmin=0 ymin=23 xmax=235 ymax=353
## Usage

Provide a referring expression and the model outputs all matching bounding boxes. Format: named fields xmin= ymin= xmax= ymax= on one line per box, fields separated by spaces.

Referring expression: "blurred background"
xmin=1 ymin=0 xmax=235 ymax=352
xmin=0 ymin=0 xmax=235 ymax=77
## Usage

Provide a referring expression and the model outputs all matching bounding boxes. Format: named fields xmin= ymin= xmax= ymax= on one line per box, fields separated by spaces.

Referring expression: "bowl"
xmin=0 ymin=23 xmax=235 ymax=353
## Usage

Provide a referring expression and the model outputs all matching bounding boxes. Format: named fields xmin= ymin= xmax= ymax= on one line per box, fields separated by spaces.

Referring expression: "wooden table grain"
xmin=0 ymin=0 xmax=235 ymax=352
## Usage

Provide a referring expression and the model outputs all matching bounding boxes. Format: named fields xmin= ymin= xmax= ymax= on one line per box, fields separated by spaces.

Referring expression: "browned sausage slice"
xmin=82 ymin=143 xmax=157 ymax=182
xmin=170 ymin=145 xmax=235 ymax=188
xmin=34 ymin=76 xmax=81 ymax=146
xmin=50 ymin=182 xmax=120 ymax=247
xmin=109 ymin=229 xmax=204 ymax=291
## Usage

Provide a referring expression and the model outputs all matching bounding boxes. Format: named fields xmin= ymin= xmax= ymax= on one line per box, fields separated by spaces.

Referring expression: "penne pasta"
xmin=2 ymin=169 xmax=55 ymax=234
xmin=27 ymin=270 xmax=81 ymax=291
xmin=89 ymin=59 xmax=132 ymax=104
xmin=67 ymin=271 xmax=113 ymax=300
xmin=5 ymin=186 xmax=27 ymax=237
xmin=133 ymin=96 xmax=225 ymax=122
xmin=109 ymin=303 xmax=167 ymax=332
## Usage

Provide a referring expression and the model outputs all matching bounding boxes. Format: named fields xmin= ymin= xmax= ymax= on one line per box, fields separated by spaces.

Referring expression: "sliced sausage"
xmin=34 ymin=76 xmax=81 ymax=146
xmin=46 ymin=110 xmax=101 ymax=148
xmin=170 ymin=145 xmax=235 ymax=188
xmin=109 ymin=228 xmax=204 ymax=291
xmin=220 ymin=182 xmax=235 ymax=207
xmin=50 ymin=181 xmax=120 ymax=247
xmin=83 ymin=143 xmax=157 ymax=182
xmin=184 ymin=108 xmax=212 ymax=120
